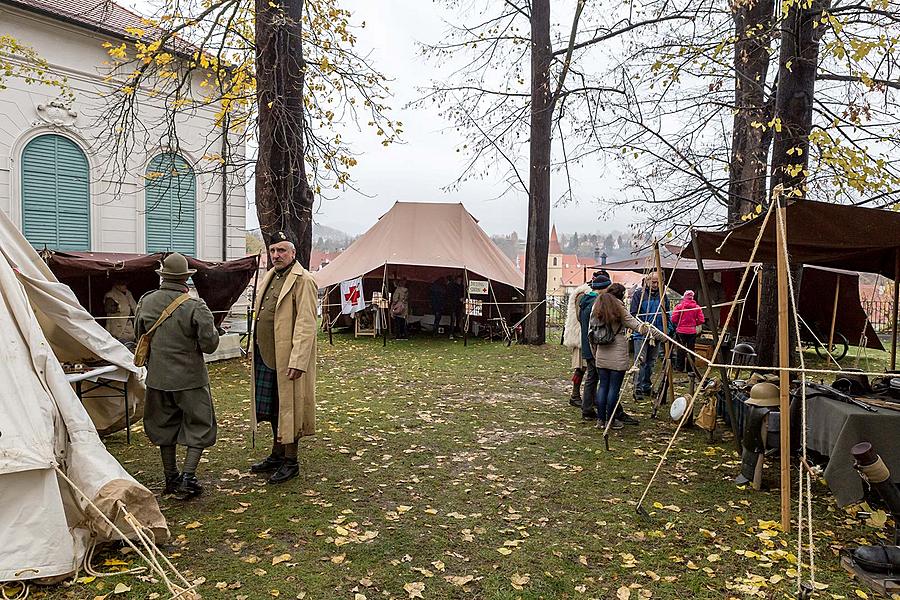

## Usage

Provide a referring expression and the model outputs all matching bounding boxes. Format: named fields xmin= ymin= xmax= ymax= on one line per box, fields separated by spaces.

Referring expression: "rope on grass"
xmin=635 ymin=200 xmax=777 ymax=514
xmin=53 ymin=465 xmax=200 ymax=600
xmin=0 ymin=582 xmax=28 ymax=600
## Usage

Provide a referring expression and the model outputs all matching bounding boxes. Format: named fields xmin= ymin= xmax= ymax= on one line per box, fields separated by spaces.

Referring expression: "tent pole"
xmin=327 ymin=285 xmax=334 ymax=346
xmin=653 ymin=242 xmax=675 ymax=406
xmin=382 ymin=263 xmax=389 ymax=348
xmin=463 ymin=270 xmax=470 ymax=347
xmin=691 ymin=233 xmax=741 ymax=453
xmin=892 ymin=249 xmax=900 ymax=370
xmin=828 ymin=275 xmax=841 ymax=354
xmin=776 ymin=204 xmax=791 ymax=532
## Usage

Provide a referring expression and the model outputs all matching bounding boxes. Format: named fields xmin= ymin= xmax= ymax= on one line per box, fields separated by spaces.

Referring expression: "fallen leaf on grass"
xmin=617 ymin=586 xmax=631 ymax=600
xmin=272 ymin=553 xmax=291 ymax=565
xmin=185 ymin=521 xmax=202 ymax=529
xmin=445 ymin=575 xmax=474 ymax=587
xmin=404 ymin=581 xmax=425 ymax=598
xmin=510 ymin=573 xmax=530 ymax=589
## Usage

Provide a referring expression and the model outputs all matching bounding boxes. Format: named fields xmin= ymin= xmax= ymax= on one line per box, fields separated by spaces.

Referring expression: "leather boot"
xmin=173 ymin=474 xmax=203 ymax=500
xmin=268 ymin=458 xmax=299 ymax=484
xmin=163 ymin=472 xmax=182 ymax=495
xmin=250 ymin=454 xmax=285 ymax=473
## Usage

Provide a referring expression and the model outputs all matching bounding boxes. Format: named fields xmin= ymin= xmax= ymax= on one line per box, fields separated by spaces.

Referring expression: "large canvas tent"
xmin=314 ymin=202 xmax=525 ymax=331
xmin=0 ymin=213 xmax=167 ymax=584
xmin=0 ymin=212 xmax=147 ymax=435
xmin=600 ymin=248 xmax=882 ymax=350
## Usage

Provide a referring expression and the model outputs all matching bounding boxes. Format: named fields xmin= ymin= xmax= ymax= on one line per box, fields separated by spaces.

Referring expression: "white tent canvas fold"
xmin=0 ymin=210 xmax=144 ymax=434
xmin=0 ymin=240 xmax=167 ymax=583
xmin=312 ymin=202 xmax=524 ymax=289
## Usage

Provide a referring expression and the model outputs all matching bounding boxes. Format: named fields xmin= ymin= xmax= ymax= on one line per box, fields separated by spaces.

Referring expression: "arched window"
xmin=145 ymin=153 xmax=196 ymax=255
xmin=552 ymin=257 xmax=558 ymax=266
xmin=21 ymin=134 xmax=90 ymax=250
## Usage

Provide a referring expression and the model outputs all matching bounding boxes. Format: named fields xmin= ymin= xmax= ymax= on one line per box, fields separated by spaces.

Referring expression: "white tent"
xmin=0 ymin=212 xmax=167 ymax=584
xmin=0 ymin=211 xmax=145 ymax=434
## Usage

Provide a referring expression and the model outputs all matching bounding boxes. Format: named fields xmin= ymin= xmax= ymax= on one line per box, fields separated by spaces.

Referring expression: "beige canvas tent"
xmin=313 ymin=202 xmax=525 ymax=333
xmin=0 ymin=211 xmax=145 ymax=435
xmin=313 ymin=202 xmax=524 ymax=290
xmin=0 ymin=212 xmax=167 ymax=584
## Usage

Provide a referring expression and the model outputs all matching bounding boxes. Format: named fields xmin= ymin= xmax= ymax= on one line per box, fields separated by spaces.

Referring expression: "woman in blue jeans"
xmin=589 ymin=284 xmax=664 ymax=429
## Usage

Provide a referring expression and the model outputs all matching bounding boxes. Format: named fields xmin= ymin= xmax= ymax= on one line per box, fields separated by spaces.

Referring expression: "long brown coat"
xmin=251 ymin=262 xmax=318 ymax=444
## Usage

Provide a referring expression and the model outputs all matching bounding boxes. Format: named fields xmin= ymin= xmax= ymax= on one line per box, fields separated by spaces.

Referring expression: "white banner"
xmin=468 ymin=280 xmax=489 ymax=296
xmin=340 ymin=277 xmax=366 ymax=315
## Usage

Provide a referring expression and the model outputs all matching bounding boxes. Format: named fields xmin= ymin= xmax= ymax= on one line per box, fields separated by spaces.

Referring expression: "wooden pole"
xmin=775 ymin=205 xmax=791 ymax=532
xmin=892 ymin=249 xmax=900 ymax=371
xmin=827 ymin=275 xmax=841 ymax=354
xmin=692 ymin=233 xmax=742 ymax=453
xmin=653 ymin=242 xmax=676 ymax=405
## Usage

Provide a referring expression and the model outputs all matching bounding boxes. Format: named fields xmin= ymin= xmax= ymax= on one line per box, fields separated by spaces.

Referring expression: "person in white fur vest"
xmin=563 ymin=282 xmax=592 ymax=406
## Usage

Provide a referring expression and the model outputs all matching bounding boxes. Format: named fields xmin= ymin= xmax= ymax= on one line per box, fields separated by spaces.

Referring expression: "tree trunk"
xmin=254 ymin=0 xmax=313 ymax=268
xmin=755 ymin=0 xmax=826 ymax=366
xmin=727 ymin=0 xmax=776 ymax=225
xmin=523 ymin=0 xmax=552 ymax=345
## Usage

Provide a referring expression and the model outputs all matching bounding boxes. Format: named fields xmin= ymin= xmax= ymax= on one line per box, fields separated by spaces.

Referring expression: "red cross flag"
xmin=340 ymin=276 xmax=366 ymax=315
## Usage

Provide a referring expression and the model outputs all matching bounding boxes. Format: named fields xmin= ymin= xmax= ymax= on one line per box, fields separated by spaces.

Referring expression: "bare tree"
xmin=421 ymin=0 xmax=687 ymax=344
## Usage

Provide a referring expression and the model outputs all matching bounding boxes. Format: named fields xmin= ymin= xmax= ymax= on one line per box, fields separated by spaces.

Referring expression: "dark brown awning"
xmin=685 ymin=200 xmax=900 ymax=278
xmin=45 ymin=251 xmax=259 ymax=326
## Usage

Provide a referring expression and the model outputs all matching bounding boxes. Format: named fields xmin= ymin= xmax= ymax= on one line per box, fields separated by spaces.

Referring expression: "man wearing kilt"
xmin=250 ymin=232 xmax=318 ymax=484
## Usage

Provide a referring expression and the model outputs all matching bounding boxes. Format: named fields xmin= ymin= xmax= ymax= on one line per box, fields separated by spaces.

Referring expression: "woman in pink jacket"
xmin=670 ymin=290 xmax=705 ymax=372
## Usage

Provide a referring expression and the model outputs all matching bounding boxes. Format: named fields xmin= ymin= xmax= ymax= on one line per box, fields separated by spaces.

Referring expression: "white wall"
xmin=0 ymin=4 xmax=246 ymax=261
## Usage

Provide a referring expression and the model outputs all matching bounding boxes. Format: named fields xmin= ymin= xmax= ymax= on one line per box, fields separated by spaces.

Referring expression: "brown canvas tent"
xmin=44 ymin=251 xmax=259 ymax=327
xmin=686 ymin=200 xmax=900 ymax=278
xmin=599 ymin=249 xmax=882 ymax=350
xmin=313 ymin=202 xmax=525 ymax=333
xmin=685 ymin=199 xmax=899 ymax=363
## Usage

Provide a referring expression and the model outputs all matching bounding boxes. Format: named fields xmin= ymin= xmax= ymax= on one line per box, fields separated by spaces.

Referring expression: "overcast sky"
xmin=128 ymin=0 xmax=636 ymax=237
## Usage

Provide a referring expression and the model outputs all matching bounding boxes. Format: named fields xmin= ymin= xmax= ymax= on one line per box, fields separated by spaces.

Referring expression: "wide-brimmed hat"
xmin=156 ymin=252 xmax=196 ymax=278
xmin=746 ymin=382 xmax=781 ymax=407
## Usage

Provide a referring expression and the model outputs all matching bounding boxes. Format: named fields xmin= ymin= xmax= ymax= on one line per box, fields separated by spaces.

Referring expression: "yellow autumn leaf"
xmin=856 ymin=590 xmax=868 ymax=599
xmin=445 ymin=575 xmax=474 ymax=586
xmin=497 ymin=547 xmax=513 ymax=555
xmin=404 ymin=581 xmax=425 ymax=598
xmin=616 ymin=586 xmax=631 ymax=600
xmin=113 ymin=583 xmax=131 ymax=594
xmin=510 ymin=573 xmax=530 ymax=589
xmin=272 ymin=553 xmax=291 ymax=565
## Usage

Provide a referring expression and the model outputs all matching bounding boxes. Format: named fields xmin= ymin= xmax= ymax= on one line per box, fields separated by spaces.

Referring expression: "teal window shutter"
xmin=145 ymin=153 xmax=196 ymax=256
xmin=21 ymin=134 xmax=91 ymax=251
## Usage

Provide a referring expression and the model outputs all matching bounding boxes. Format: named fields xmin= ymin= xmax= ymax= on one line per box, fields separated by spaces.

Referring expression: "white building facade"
xmin=0 ymin=0 xmax=246 ymax=261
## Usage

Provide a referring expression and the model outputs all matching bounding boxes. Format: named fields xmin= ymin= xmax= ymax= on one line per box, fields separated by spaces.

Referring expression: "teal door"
xmin=21 ymin=134 xmax=91 ymax=250
xmin=145 ymin=153 xmax=196 ymax=255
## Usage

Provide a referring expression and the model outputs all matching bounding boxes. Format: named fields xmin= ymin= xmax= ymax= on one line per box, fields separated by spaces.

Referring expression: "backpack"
xmin=588 ymin=319 xmax=621 ymax=346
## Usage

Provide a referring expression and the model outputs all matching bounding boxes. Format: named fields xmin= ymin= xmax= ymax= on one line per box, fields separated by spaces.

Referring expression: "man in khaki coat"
xmin=250 ymin=232 xmax=318 ymax=484
xmin=135 ymin=252 xmax=219 ymax=500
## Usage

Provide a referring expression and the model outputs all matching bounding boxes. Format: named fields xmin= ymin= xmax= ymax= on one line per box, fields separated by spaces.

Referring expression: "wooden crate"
xmin=693 ymin=342 xmax=715 ymax=369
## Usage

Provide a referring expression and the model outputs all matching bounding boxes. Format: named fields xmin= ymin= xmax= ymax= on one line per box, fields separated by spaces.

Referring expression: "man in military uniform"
xmin=250 ymin=232 xmax=318 ymax=485
xmin=135 ymin=252 xmax=220 ymax=500
xmin=104 ymin=278 xmax=137 ymax=343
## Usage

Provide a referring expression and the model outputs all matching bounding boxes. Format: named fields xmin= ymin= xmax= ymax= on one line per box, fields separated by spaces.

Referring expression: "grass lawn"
xmin=27 ymin=335 xmax=897 ymax=600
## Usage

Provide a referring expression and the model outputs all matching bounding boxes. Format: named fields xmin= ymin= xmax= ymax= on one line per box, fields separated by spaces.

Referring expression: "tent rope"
xmin=0 ymin=582 xmax=28 ymax=600
xmin=775 ymin=207 xmax=817 ymax=593
xmin=636 ymin=200 xmax=777 ymax=513
xmin=52 ymin=466 xmax=200 ymax=600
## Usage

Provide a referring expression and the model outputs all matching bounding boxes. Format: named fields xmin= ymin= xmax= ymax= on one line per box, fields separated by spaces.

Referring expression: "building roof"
xmin=3 ymin=0 xmax=195 ymax=54
xmin=312 ymin=202 xmax=524 ymax=289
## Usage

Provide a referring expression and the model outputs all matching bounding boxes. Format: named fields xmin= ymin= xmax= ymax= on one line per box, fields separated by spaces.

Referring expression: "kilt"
xmin=144 ymin=386 xmax=217 ymax=448
xmin=254 ymin=349 xmax=278 ymax=424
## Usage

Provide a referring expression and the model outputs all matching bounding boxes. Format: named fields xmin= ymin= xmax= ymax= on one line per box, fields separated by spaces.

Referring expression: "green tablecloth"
xmin=806 ymin=396 xmax=900 ymax=507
